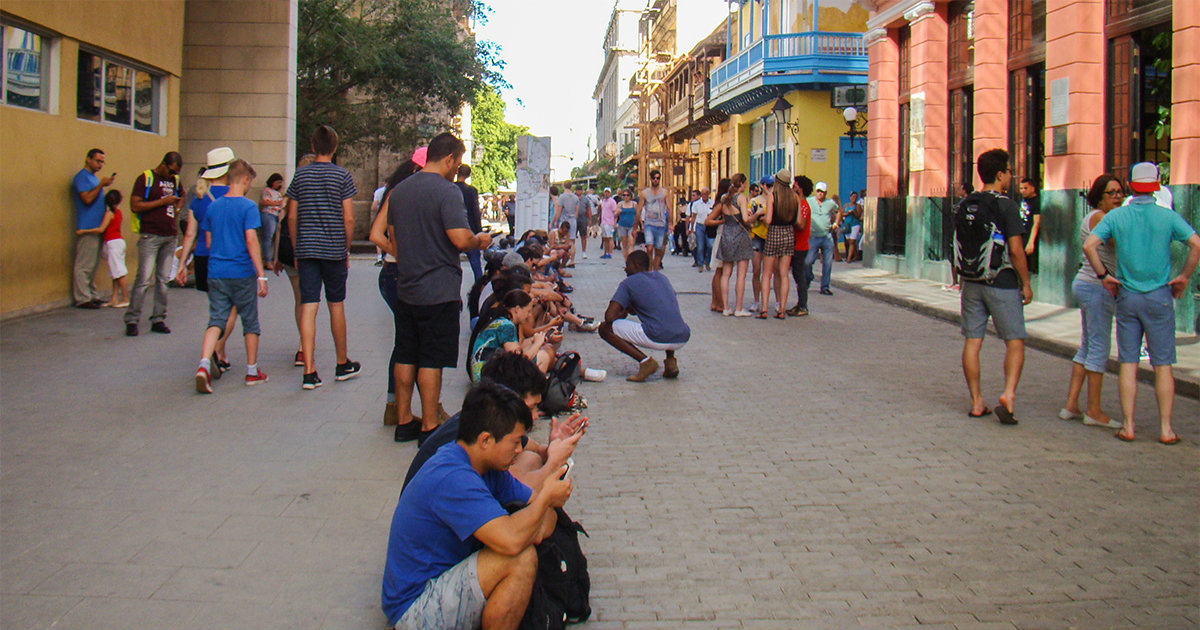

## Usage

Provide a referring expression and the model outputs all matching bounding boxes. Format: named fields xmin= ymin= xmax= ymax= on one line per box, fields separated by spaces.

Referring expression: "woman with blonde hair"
xmin=759 ymin=169 xmax=801 ymax=319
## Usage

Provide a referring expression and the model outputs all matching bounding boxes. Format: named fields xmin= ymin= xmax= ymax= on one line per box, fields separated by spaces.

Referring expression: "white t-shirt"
xmin=688 ymin=198 xmax=714 ymax=231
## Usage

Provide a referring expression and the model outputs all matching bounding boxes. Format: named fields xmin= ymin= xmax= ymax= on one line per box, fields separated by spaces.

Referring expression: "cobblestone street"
xmin=2 ymin=255 xmax=1197 ymax=629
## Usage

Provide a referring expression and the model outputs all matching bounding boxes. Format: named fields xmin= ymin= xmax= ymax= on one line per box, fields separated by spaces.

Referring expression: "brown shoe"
xmin=663 ymin=356 xmax=679 ymax=378
xmin=383 ymin=402 xmax=398 ymax=426
xmin=627 ymin=357 xmax=659 ymax=382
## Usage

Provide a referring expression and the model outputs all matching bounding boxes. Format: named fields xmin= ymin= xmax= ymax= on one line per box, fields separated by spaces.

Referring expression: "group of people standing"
xmin=951 ymin=149 xmax=1198 ymax=445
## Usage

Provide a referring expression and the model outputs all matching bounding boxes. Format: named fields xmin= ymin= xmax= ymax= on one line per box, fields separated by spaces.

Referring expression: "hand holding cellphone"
xmin=559 ymin=457 xmax=574 ymax=480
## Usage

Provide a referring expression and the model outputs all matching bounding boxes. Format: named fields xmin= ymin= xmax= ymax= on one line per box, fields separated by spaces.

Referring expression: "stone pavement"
xmin=829 ymin=266 xmax=1200 ymax=399
xmin=1 ymin=253 xmax=1197 ymax=630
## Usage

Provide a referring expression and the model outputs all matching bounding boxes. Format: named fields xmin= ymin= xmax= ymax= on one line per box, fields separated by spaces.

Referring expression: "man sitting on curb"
xmin=382 ymin=382 xmax=573 ymax=629
xmin=599 ymin=250 xmax=691 ymax=382
xmin=401 ymin=352 xmax=587 ymax=493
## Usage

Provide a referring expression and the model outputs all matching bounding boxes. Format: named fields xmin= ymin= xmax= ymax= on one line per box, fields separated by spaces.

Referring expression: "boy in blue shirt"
xmin=193 ymin=159 xmax=269 ymax=393
xmin=382 ymin=382 xmax=573 ymax=629
xmin=1083 ymin=162 xmax=1200 ymax=445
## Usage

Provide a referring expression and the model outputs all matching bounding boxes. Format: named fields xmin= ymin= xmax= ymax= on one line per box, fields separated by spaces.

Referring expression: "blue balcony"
xmin=710 ymin=31 xmax=868 ymax=115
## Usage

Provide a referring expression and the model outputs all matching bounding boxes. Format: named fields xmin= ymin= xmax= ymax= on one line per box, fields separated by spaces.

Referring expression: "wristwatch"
xmin=1097 ymin=271 xmax=1108 ymax=280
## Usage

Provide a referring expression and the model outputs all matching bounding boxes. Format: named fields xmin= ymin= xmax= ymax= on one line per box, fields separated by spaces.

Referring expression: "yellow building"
xmin=1 ymin=0 xmax=295 ymax=319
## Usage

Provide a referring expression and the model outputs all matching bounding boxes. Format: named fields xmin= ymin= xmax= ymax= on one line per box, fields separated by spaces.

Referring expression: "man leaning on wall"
xmin=72 ymin=148 xmax=115 ymax=308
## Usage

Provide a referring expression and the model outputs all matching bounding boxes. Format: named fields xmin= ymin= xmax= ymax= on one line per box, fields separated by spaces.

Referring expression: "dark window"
xmin=1008 ymin=64 xmax=1044 ymax=188
xmin=1106 ymin=23 xmax=1170 ymax=177
xmin=948 ymin=0 xmax=974 ymax=88
xmin=897 ymin=25 xmax=911 ymax=99
xmin=76 ymin=49 xmax=161 ymax=132
xmin=1008 ymin=0 xmax=1046 ymax=64
xmin=77 ymin=51 xmax=101 ymax=122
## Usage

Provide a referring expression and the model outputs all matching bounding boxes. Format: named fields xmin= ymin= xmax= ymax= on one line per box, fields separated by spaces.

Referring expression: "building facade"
xmin=861 ymin=0 xmax=1198 ymax=332
xmin=595 ymin=0 xmax=643 ymax=157
xmin=1 ymin=0 xmax=296 ymax=319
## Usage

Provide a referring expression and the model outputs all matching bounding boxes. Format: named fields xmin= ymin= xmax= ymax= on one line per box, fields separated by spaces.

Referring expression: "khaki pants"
xmin=72 ymin=233 xmax=103 ymax=305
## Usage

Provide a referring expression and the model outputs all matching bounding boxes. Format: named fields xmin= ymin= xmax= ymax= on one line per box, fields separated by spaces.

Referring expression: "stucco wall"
xmin=1 ymin=2 xmax=184 ymax=318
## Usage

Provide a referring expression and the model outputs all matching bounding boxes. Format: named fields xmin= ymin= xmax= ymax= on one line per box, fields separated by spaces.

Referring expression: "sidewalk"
xmin=830 ymin=266 xmax=1200 ymax=399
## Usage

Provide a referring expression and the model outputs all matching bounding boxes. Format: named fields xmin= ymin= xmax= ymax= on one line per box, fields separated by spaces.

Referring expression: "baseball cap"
xmin=603 ymin=187 xmax=611 ymax=192
xmin=201 ymin=147 xmax=235 ymax=179
xmin=775 ymin=168 xmax=792 ymax=185
xmin=1129 ymin=162 xmax=1160 ymax=194
xmin=412 ymin=146 xmax=428 ymax=168
xmin=759 ymin=176 xmax=773 ymax=186
xmin=815 ymin=181 xmax=828 ymax=192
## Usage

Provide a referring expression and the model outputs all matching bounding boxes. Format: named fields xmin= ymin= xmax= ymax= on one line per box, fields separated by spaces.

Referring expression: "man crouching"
xmin=381 ymin=382 xmax=573 ymax=629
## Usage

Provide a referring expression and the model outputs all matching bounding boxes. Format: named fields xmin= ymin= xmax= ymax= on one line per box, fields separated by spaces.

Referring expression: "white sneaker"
xmin=733 ymin=309 xmax=753 ymax=317
xmin=748 ymin=302 xmax=759 ymax=312
xmin=582 ymin=368 xmax=607 ymax=382
xmin=1057 ymin=408 xmax=1083 ymax=421
xmin=582 ymin=253 xmax=588 ymax=259
xmin=1083 ymin=415 xmax=1122 ymax=429
xmin=722 ymin=308 xmax=733 ymax=316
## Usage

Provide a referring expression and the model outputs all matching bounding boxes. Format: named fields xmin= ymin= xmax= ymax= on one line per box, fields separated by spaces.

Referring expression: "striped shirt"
xmin=285 ymin=162 xmax=357 ymax=260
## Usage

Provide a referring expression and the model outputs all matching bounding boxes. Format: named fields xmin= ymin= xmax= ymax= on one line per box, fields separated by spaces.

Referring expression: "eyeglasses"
xmin=1105 ymin=189 xmax=1123 ymax=196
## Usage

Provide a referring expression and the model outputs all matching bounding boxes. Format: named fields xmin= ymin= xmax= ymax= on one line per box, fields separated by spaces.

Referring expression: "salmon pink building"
xmin=860 ymin=0 xmax=1198 ymax=332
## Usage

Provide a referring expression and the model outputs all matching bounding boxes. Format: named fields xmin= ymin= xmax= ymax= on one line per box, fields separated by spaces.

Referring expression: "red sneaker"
xmin=244 ymin=370 xmax=269 ymax=386
xmin=195 ymin=367 xmax=212 ymax=394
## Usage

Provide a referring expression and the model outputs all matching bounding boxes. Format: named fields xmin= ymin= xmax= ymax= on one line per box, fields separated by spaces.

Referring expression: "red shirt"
xmin=103 ymin=206 xmax=123 ymax=242
xmin=793 ymin=198 xmax=812 ymax=251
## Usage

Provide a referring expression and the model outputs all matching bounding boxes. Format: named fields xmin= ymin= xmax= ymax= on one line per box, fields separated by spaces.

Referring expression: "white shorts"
xmin=104 ymin=238 xmax=128 ymax=278
xmin=611 ymin=318 xmax=686 ymax=351
xmin=848 ymin=225 xmax=862 ymax=241
xmin=601 ymin=223 xmax=615 ymax=238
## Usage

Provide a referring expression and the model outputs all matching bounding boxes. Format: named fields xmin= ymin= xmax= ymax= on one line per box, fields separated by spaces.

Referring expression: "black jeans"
xmin=378 ymin=262 xmax=399 ymax=394
xmin=791 ymin=250 xmax=809 ymax=309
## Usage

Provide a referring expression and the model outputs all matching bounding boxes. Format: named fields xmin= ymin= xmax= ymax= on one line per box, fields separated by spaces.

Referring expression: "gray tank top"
xmin=642 ymin=187 xmax=668 ymax=227
xmin=1075 ymin=209 xmax=1117 ymax=284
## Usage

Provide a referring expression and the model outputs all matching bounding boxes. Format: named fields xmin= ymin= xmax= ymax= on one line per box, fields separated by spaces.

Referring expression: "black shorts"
xmin=298 ymin=258 xmax=348 ymax=304
xmin=193 ymin=255 xmax=209 ymax=292
xmin=394 ymin=300 xmax=461 ymax=369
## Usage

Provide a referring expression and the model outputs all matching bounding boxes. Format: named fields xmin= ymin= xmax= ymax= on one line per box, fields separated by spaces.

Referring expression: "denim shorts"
xmin=1071 ymin=277 xmax=1115 ymax=373
xmin=960 ymin=281 xmax=1027 ymax=340
xmin=394 ymin=551 xmax=485 ymax=630
xmin=751 ymin=236 xmax=765 ymax=253
xmin=1115 ymin=285 xmax=1176 ymax=365
xmin=642 ymin=225 xmax=668 ymax=249
xmin=207 ymin=277 xmax=260 ymax=335
xmin=298 ymin=258 xmax=348 ymax=304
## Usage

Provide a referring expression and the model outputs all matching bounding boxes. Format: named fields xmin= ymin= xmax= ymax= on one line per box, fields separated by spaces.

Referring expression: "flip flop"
xmin=995 ymin=406 xmax=1018 ymax=425
xmin=1114 ymin=431 xmax=1135 ymax=442
xmin=967 ymin=407 xmax=992 ymax=418
xmin=1159 ymin=435 xmax=1182 ymax=445
xmin=774 ymin=312 xmax=787 ymax=320
xmin=755 ymin=311 xmax=768 ymax=320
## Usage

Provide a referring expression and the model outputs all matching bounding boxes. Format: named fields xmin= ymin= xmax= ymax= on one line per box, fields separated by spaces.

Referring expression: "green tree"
xmin=470 ymin=85 xmax=527 ymax=193
xmin=297 ymin=0 xmax=503 ymax=155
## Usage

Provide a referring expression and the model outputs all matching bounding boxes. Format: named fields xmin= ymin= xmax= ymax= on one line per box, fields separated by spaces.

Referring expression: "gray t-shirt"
xmin=388 ymin=172 xmax=470 ymax=305
xmin=642 ymin=187 xmax=668 ymax=227
xmin=557 ymin=191 xmax=579 ymax=223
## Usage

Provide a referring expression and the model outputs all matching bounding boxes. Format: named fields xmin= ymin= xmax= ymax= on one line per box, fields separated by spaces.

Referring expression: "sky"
xmin=474 ymin=0 xmax=614 ymax=179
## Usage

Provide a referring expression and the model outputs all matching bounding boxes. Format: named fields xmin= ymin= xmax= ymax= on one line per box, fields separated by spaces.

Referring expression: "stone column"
xmin=179 ymin=0 xmax=297 ymax=193
xmin=905 ymin=1 xmax=947 ymax=198
xmin=1042 ymin=0 xmax=1104 ymax=192
xmin=971 ymin=0 xmax=1008 ymax=192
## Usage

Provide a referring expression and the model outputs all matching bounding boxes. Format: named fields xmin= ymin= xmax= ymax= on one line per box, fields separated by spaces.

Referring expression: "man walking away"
xmin=125 ymin=152 xmax=183 ymax=336
xmin=550 ymin=186 xmax=580 ymax=265
xmin=954 ymin=148 xmax=1032 ymax=425
xmin=457 ymin=164 xmax=484 ymax=282
xmin=1084 ymin=162 xmax=1200 ymax=445
xmin=599 ymin=250 xmax=691 ymax=382
xmin=286 ymin=125 xmax=361 ymax=389
xmin=193 ymin=159 xmax=269 ymax=393
xmin=388 ymin=132 xmax=493 ymax=444
xmin=72 ymin=148 xmax=115 ymax=308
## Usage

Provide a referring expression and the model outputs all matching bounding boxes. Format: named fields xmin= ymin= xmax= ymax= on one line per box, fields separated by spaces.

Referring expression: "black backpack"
xmin=519 ymin=507 xmax=591 ymax=630
xmin=540 ymin=352 xmax=582 ymax=415
xmin=952 ymin=191 xmax=1010 ymax=282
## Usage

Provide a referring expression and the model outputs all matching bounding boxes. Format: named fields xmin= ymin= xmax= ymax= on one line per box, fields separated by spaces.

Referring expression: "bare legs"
xmin=1116 ymin=363 xmax=1177 ymax=441
xmin=961 ymin=338 xmax=986 ymax=415
xmin=1064 ymin=362 xmax=1111 ymax=422
xmin=395 ymin=364 xmax=444 ymax=431
xmin=750 ymin=250 xmax=763 ymax=307
xmin=998 ymin=339 xmax=1025 ymax=417
xmin=200 ymin=326 xmax=258 ymax=370
xmin=300 ymin=301 xmax=348 ymax=373
xmin=476 ymin=547 xmax=538 ymax=630
xmin=773 ymin=254 xmax=792 ymax=315
xmin=759 ymin=257 xmax=778 ymax=314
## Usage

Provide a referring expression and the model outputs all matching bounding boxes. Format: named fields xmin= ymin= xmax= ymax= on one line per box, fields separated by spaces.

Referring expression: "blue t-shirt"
xmin=72 ymin=169 xmax=106 ymax=230
xmin=611 ymin=270 xmax=691 ymax=344
xmin=1092 ymin=196 xmax=1197 ymax=294
xmin=188 ymin=185 xmax=229 ymax=257
xmin=381 ymin=442 xmax=531 ymax=626
xmin=470 ymin=317 xmax=517 ymax=381
xmin=200 ymin=196 xmax=261 ymax=279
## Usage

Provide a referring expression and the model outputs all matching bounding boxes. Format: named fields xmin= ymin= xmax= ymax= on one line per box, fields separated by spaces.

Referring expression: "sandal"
xmin=774 ymin=311 xmax=787 ymax=320
xmin=755 ymin=311 xmax=768 ymax=320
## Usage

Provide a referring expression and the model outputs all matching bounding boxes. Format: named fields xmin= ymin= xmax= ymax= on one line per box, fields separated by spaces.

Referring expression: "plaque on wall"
xmin=1051 ymin=127 xmax=1068 ymax=156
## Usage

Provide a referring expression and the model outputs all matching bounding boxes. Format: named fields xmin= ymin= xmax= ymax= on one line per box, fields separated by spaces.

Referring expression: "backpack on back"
xmin=952 ymin=191 xmax=1010 ymax=282
xmin=129 ymin=170 xmax=180 ymax=233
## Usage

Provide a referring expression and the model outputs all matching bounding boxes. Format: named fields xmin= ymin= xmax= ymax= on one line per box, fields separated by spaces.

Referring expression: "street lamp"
xmin=772 ymin=96 xmax=801 ymax=143
xmin=689 ymin=138 xmax=701 ymax=156
xmin=843 ymin=106 xmax=867 ymax=146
